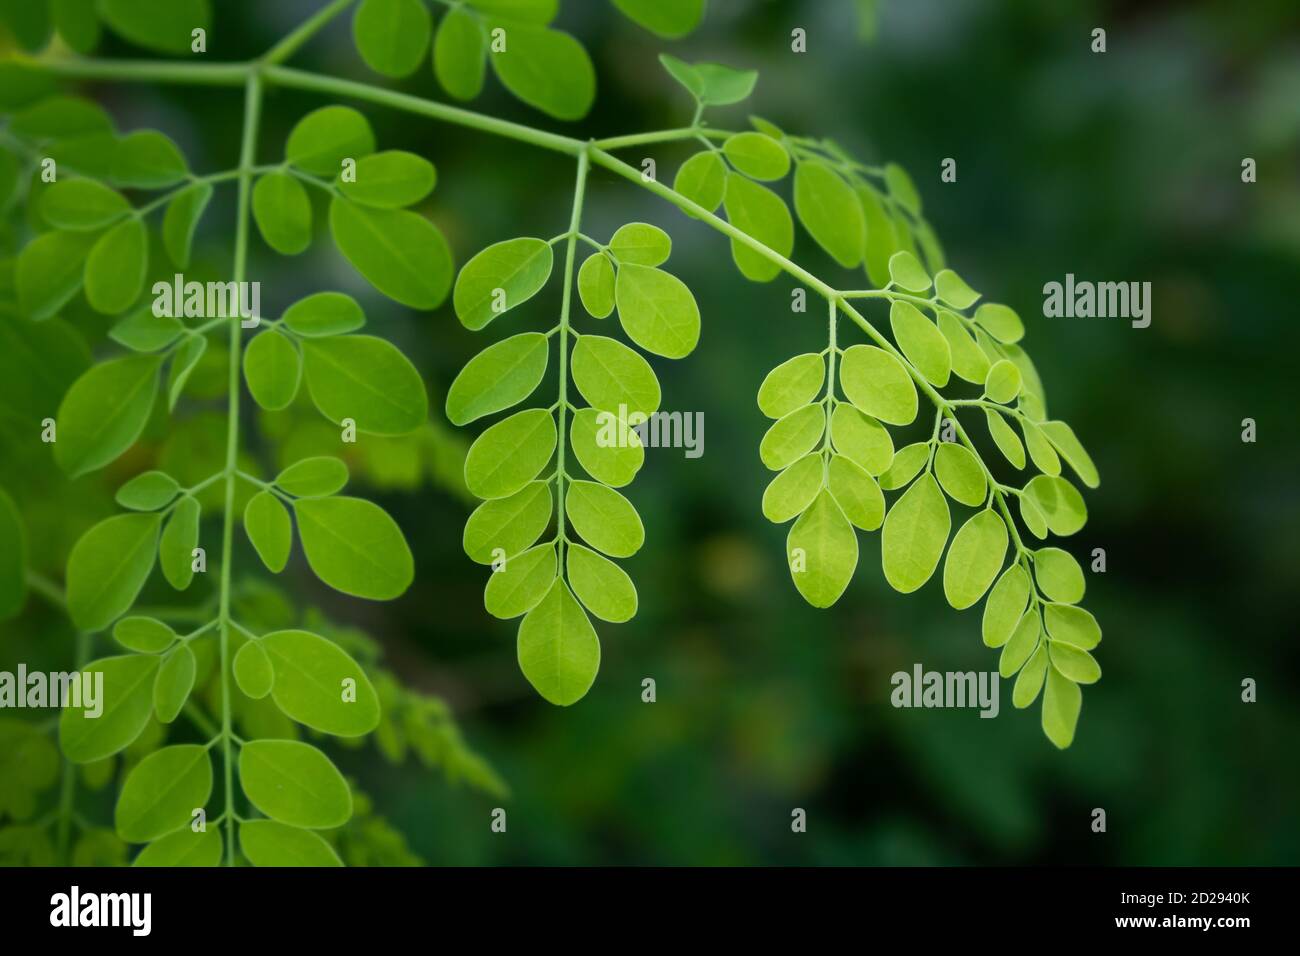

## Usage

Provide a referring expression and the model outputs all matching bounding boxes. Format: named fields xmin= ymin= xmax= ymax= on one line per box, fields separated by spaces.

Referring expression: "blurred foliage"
xmin=1 ymin=0 xmax=1298 ymax=865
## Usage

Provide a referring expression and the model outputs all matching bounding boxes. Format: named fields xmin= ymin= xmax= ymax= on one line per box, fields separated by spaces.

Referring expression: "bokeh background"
xmin=3 ymin=0 xmax=1298 ymax=865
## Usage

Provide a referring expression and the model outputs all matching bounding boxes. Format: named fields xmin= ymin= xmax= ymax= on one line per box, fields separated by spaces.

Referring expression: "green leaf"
xmin=1040 ymin=420 xmax=1099 ymax=488
xmin=302 ymin=335 xmax=428 ymax=435
xmin=1012 ymin=645 xmax=1048 ymax=709
xmin=0 ymin=489 xmax=27 ymax=620
xmin=984 ymin=359 xmax=1021 ymax=404
xmin=613 ymin=0 xmax=705 ymax=38
xmin=329 ymin=198 xmax=452 ymax=309
xmin=857 ymin=184 xmax=900 ymax=288
xmin=85 ymin=218 xmax=147 ymax=314
xmin=933 ymin=442 xmax=986 ymax=506
xmin=239 ymin=820 xmax=342 ymax=867
xmin=0 ymin=0 xmax=52 ymax=50
xmin=261 ymin=628 xmax=380 ymax=735
xmin=244 ymin=491 xmax=292 ymax=574
xmin=166 ymin=335 xmax=206 ymax=410
xmin=111 ymin=131 xmax=188 ymax=189
xmin=243 ymin=328 xmax=302 ymax=411
xmin=66 ymin=513 xmax=161 ymax=631
xmin=793 ymin=161 xmax=864 ymax=268
xmin=252 ymin=172 xmax=312 ymax=256
xmin=1033 ymin=547 xmax=1085 ymax=603
xmin=758 ymin=353 xmax=824 ymax=419
xmin=353 ymin=0 xmax=431 ymax=78
xmin=0 ymin=63 xmax=56 ymax=110
xmin=608 ymin=222 xmax=671 ymax=267
xmin=287 ymin=106 xmax=375 ymax=176
xmin=282 ymin=291 xmax=366 ymax=338
xmin=724 ymin=132 xmax=790 ymax=182
xmin=567 ymin=543 xmax=637 ymax=623
xmin=1020 ymin=490 xmax=1048 ymax=540
xmin=517 ymin=579 xmax=599 ymax=706
xmin=51 ymin=0 xmax=100 ymax=54
xmin=40 ymin=179 xmax=129 ymax=230
xmin=827 ymin=454 xmax=884 ymax=531
xmin=982 ymin=564 xmax=1029 ymax=648
xmin=1024 ymin=474 xmax=1087 ymax=536
xmin=162 ymin=181 xmax=213 ymax=269
xmin=999 ymin=610 xmax=1040 ymax=677
xmin=673 ymin=150 xmax=727 ymax=218
xmin=942 ymin=509 xmax=1008 ymax=609
xmin=890 ymin=300 xmax=950 ymax=387
xmin=570 ymin=334 xmax=661 ymax=418
xmin=116 ymin=471 xmax=179 ymax=511
xmin=881 ymin=473 xmax=950 ymax=594
xmin=578 ymin=252 xmax=616 ymax=318
xmin=488 ymin=22 xmax=595 ymax=121
xmin=294 ymin=496 xmax=413 ymax=600
xmin=974 ymin=302 xmax=1025 ymax=344
xmin=723 ymin=173 xmax=793 ymax=282
xmin=132 ymin=828 xmax=222 ymax=867
xmin=887 ymin=250 xmax=931 ymax=292
xmin=985 ymin=408 xmax=1025 ymax=469
xmin=240 ymin=739 xmax=352 ymax=828
xmin=762 ymin=454 xmax=822 ymax=524
xmin=114 ymin=744 xmax=211 ymax=842
xmin=234 ymin=640 xmax=274 ymax=699
xmin=787 ymin=488 xmax=857 ymax=608
xmin=338 ymin=150 xmax=436 ymax=208
xmin=275 ymin=457 xmax=349 ymax=498
xmin=759 ymin=404 xmax=825 ymax=471
xmin=614 ymin=263 xmax=700 ymax=359
xmin=1021 ymin=417 xmax=1060 ymax=475
xmin=839 ymin=344 xmax=917 ymax=426
xmin=878 ymin=442 xmax=929 ymax=491
xmin=153 ymin=644 xmax=195 ymax=723
xmin=463 ymin=481 xmax=552 ymax=564
xmin=161 ymin=496 xmax=199 ymax=591
xmin=446 ymin=332 xmax=548 ymax=426
xmin=883 ymin=162 xmax=921 ymax=215
xmin=934 ymin=269 xmax=980 ymax=309
xmin=566 ymin=480 xmax=643 ymax=558
xmin=113 ymin=617 xmax=176 ymax=654
xmin=434 ymin=5 xmax=487 ymax=100
xmin=1049 ymin=641 xmax=1100 ymax=685
xmin=484 ymin=542 xmax=556 ymax=619
xmin=453 ymin=236 xmax=553 ymax=330
xmin=830 ymin=404 xmax=893 ymax=476
xmin=658 ymin=55 xmax=757 ymax=106
xmin=98 ymin=0 xmax=209 ymax=54
xmin=1041 ymin=667 xmax=1081 ymax=748
xmin=17 ymin=229 xmax=98 ymax=320
xmin=937 ymin=310 xmax=990 ymax=384
xmin=464 ymin=407 xmax=557 ymax=499
xmin=110 ymin=307 xmax=184 ymax=352
xmin=11 ymin=96 xmax=113 ymax=140
xmin=569 ymin=407 xmax=644 ymax=487
xmin=1043 ymin=603 xmax=1101 ymax=650
xmin=59 ymin=655 xmax=159 ymax=763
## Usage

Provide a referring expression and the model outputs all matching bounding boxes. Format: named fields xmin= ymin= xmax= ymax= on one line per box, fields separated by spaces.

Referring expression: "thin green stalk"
xmin=554 ymin=151 xmax=591 ymax=559
xmin=261 ymin=0 xmax=356 ymax=66
xmin=16 ymin=54 xmax=249 ymax=85
xmin=216 ymin=72 xmax=263 ymax=867
xmin=592 ymin=126 xmax=727 ymax=150
xmin=262 ymin=66 xmax=586 ymax=155
xmin=53 ymin=630 xmax=89 ymax=865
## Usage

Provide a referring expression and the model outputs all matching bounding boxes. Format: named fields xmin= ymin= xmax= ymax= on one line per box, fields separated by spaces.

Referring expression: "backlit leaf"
xmin=116 ymin=471 xmax=179 ymax=511
xmin=566 ymin=543 xmax=637 ymax=623
xmin=244 ymin=328 xmax=302 ymax=411
xmin=302 ymin=335 xmax=428 ymax=435
xmin=881 ymin=473 xmax=950 ymax=593
xmin=673 ymin=150 xmax=727 ymax=218
xmin=240 ymin=739 xmax=352 ymax=828
xmin=723 ymin=172 xmax=792 ymax=282
xmin=159 ymin=496 xmax=199 ymax=590
xmin=578 ymin=252 xmax=616 ymax=318
xmin=252 ymin=172 xmax=312 ymax=256
xmin=933 ymin=442 xmax=986 ymax=506
xmin=942 ymin=509 xmax=1008 ymax=609
xmin=887 ymin=250 xmax=930 ymax=293
xmin=353 ymin=0 xmax=432 ymax=78
xmin=261 ymin=628 xmax=380 ymax=735
xmin=244 ymin=491 xmax=292 ymax=573
xmin=153 ymin=643 xmax=195 ymax=723
xmin=447 ymin=332 xmax=548 ymax=426
xmin=793 ymin=161 xmax=863 ymax=268
xmin=60 ymin=655 xmax=159 ymax=763
xmin=760 ymin=404 xmax=825 ymax=471
xmin=85 ymin=218 xmax=147 ymax=314
xmin=488 ymin=22 xmax=595 ymax=121
xmin=830 ymin=403 xmax=893 ymax=476
xmin=464 ymin=408 xmax=557 ymax=499
xmin=162 ymin=182 xmax=213 ymax=269
xmin=613 ymin=0 xmax=705 ymax=38
xmin=293 ymin=497 xmax=414 ymax=600
xmin=275 ymin=457 xmax=349 ymax=498
xmin=329 ymin=198 xmax=452 ymax=309
xmin=757 ymin=353 xmax=824 ymax=420
xmin=827 ymin=454 xmax=884 ymax=531
xmin=787 ymin=488 xmax=857 ymax=608
xmin=454 ymin=237 xmax=552 ymax=331
xmin=724 ymin=132 xmax=790 ymax=182
xmin=761 ymin=453 xmax=822 ymax=524
xmin=282 ymin=291 xmax=366 ymax=338
xmin=66 ymin=513 xmax=161 ymax=631
xmin=111 ymin=130 xmax=188 ymax=189
xmin=570 ymin=335 xmax=661 ymax=418
xmin=1023 ymin=474 xmax=1087 ymax=536
xmin=890 ymin=300 xmax=950 ymax=386
xmin=974 ymin=302 xmax=1024 ymax=344
xmin=1043 ymin=603 xmax=1101 ymax=651
xmin=569 ymin=407 xmax=643 ymax=487
xmin=614 ymin=263 xmax=700 ymax=359
xmin=517 ymin=579 xmax=599 ymax=706
xmin=463 ymin=481 xmax=552 ymax=563
xmin=239 ymin=820 xmax=341 ymax=866
xmin=937 ymin=310 xmax=990 ymax=384
xmin=609 ymin=222 xmax=671 ymax=267
xmin=1033 ymin=547 xmax=1085 ymax=603
xmin=565 ymin=480 xmax=643 ymax=557
xmin=839 ymin=344 xmax=917 ymax=426
xmin=1041 ymin=667 xmax=1081 ymax=748
xmin=287 ymin=106 xmax=375 ymax=176
xmin=234 ymin=640 xmax=274 ymax=699
xmin=484 ymin=542 xmax=556 ymax=619
xmin=115 ymin=744 xmax=211 ymax=842
xmin=982 ymin=564 xmax=1029 ymax=648
xmin=434 ymin=5 xmax=487 ymax=100
xmin=98 ymin=0 xmax=209 ymax=54
xmin=985 ymin=408 xmax=1025 ymax=469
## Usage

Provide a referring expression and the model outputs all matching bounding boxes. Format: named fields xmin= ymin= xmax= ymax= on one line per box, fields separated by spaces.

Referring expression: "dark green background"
xmin=3 ymin=0 xmax=1298 ymax=865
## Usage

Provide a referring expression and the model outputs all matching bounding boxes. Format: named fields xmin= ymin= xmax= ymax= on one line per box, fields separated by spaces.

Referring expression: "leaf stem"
xmin=215 ymin=71 xmax=263 ymax=867
xmin=260 ymin=0 xmax=357 ymax=66
xmin=554 ymin=150 xmax=590 ymax=563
